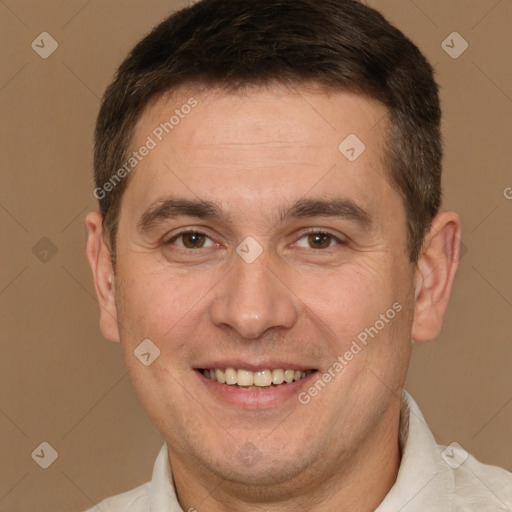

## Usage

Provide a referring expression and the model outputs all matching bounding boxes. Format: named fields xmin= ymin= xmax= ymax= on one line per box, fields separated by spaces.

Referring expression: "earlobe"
xmin=85 ymin=211 xmax=120 ymax=342
xmin=411 ymin=211 xmax=462 ymax=343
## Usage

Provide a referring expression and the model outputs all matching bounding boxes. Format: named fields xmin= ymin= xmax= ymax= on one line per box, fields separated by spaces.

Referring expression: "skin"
xmin=86 ymin=84 xmax=461 ymax=511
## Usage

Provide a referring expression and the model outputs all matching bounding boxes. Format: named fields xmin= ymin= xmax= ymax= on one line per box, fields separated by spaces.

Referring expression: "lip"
xmin=195 ymin=368 xmax=319 ymax=409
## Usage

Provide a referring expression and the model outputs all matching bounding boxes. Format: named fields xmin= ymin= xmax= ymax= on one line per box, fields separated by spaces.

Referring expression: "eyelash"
xmin=164 ymin=228 xmax=348 ymax=250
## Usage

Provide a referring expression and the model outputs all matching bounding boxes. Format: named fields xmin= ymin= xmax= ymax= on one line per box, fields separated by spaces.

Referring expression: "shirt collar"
xmin=375 ymin=390 xmax=454 ymax=511
xmin=150 ymin=443 xmax=182 ymax=511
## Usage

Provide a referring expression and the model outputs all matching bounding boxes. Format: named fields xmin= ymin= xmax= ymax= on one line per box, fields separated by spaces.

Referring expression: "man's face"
xmin=111 ymin=85 xmax=415 ymax=487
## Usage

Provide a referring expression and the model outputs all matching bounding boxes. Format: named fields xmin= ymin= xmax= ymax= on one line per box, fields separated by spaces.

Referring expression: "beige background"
xmin=1 ymin=0 xmax=511 ymax=510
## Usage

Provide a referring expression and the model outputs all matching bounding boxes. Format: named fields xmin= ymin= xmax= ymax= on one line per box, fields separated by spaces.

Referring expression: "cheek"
xmin=290 ymin=260 xmax=395 ymax=327
xmin=114 ymin=258 xmax=220 ymax=348
xmin=288 ymin=259 xmax=413 ymax=372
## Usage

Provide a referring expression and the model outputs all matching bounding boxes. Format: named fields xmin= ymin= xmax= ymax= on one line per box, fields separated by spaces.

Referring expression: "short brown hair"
xmin=94 ymin=0 xmax=442 ymax=265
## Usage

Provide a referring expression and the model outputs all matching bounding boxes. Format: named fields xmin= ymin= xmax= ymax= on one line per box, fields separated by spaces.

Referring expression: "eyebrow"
xmin=137 ymin=196 xmax=373 ymax=234
xmin=137 ymin=198 xmax=223 ymax=233
xmin=281 ymin=198 xmax=372 ymax=228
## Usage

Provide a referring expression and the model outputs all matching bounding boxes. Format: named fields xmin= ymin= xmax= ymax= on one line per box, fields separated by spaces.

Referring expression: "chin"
xmin=201 ymin=440 xmax=316 ymax=488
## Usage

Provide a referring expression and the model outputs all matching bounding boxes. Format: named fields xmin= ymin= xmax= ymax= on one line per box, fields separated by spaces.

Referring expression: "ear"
xmin=411 ymin=211 xmax=462 ymax=343
xmin=85 ymin=211 xmax=120 ymax=342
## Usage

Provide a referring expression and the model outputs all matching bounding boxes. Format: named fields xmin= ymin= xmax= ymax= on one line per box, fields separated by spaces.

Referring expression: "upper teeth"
xmin=202 ymin=368 xmax=311 ymax=387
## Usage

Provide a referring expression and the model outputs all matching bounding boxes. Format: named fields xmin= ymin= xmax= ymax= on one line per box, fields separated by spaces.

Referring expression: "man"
xmin=85 ymin=0 xmax=512 ymax=510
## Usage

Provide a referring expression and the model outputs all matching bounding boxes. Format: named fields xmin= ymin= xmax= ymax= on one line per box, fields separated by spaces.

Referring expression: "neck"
xmin=170 ymin=402 xmax=402 ymax=512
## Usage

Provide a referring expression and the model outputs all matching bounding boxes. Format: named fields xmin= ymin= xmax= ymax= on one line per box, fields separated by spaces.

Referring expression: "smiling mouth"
xmin=199 ymin=368 xmax=316 ymax=389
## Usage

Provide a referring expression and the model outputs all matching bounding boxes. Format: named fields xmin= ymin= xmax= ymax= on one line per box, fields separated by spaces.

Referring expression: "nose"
xmin=210 ymin=253 xmax=298 ymax=339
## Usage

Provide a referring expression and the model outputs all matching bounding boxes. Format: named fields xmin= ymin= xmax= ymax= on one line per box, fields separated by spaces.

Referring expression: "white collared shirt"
xmin=85 ymin=391 xmax=512 ymax=511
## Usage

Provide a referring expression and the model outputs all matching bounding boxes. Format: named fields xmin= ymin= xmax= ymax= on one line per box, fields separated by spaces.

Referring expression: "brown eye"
xmin=181 ymin=233 xmax=207 ymax=248
xmin=307 ymin=233 xmax=333 ymax=249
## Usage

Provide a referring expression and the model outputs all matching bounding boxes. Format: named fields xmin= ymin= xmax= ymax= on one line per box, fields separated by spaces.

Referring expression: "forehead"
xmin=123 ymin=84 xmax=396 ymax=222
xmin=135 ymin=83 xmax=387 ymax=151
